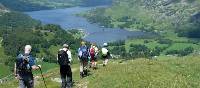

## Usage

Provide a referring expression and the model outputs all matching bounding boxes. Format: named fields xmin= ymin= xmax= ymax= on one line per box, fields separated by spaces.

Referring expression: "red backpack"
xmin=90 ymin=48 xmax=95 ymax=56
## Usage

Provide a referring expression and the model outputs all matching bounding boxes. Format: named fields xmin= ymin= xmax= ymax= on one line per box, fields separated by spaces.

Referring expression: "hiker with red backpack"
xmin=58 ymin=44 xmax=73 ymax=88
xmin=89 ymin=43 xmax=99 ymax=69
xmin=78 ymin=41 xmax=90 ymax=78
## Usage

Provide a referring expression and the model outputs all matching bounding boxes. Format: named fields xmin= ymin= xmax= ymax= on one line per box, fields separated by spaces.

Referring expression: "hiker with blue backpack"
xmin=14 ymin=45 xmax=41 ymax=88
xmin=57 ymin=44 xmax=73 ymax=88
xmin=78 ymin=41 xmax=90 ymax=78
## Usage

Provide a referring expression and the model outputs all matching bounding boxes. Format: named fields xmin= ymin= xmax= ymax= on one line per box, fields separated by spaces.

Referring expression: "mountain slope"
xmin=84 ymin=0 xmax=200 ymax=32
xmin=1 ymin=55 xmax=200 ymax=88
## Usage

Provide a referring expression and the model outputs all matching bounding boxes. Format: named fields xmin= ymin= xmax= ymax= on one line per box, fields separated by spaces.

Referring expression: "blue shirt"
xmin=17 ymin=54 xmax=35 ymax=67
xmin=16 ymin=53 xmax=35 ymax=78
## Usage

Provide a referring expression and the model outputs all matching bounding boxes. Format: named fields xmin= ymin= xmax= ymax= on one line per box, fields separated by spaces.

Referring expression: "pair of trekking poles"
xmin=38 ymin=66 xmax=48 ymax=88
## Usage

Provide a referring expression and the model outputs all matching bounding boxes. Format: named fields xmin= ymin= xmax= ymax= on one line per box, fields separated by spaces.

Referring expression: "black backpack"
xmin=16 ymin=55 xmax=32 ymax=73
xmin=58 ymin=50 xmax=70 ymax=65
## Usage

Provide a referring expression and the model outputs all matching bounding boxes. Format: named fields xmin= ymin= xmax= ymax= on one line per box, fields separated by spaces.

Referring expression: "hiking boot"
xmin=66 ymin=82 xmax=72 ymax=88
xmin=93 ymin=66 xmax=97 ymax=70
xmin=103 ymin=64 xmax=106 ymax=67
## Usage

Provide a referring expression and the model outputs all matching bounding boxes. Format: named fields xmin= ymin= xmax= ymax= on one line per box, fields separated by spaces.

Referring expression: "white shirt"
xmin=102 ymin=48 xmax=108 ymax=55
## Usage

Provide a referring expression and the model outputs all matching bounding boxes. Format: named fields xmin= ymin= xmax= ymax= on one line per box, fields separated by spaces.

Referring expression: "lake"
xmin=25 ymin=6 xmax=150 ymax=45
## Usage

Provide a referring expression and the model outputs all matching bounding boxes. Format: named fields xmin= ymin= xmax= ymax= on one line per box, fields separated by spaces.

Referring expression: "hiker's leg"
xmin=83 ymin=60 xmax=88 ymax=75
xmin=61 ymin=73 xmax=67 ymax=88
xmin=66 ymin=65 xmax=72 ymax=87
xmin=105 ymin=59 xmax=109 ymax=65
xmin=19 ymin=80 xmax=26 ymax=88
xmin=80 ymin=61 xmax=83 ymax=73
xmin=60 ymin=67 xmax=67 ymax=88
xmin=80 ymin=61 xmax=84 ymax=78
xmin=26 ymin=79 xmax=34 ymax=88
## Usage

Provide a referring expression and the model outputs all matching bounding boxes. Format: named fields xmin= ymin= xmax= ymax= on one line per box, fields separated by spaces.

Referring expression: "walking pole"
xmin=38 ymin=66 xmax=47 ymax=88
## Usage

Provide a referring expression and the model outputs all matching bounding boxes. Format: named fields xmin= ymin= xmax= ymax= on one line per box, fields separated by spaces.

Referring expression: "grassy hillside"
xmin=86 ymin=55 xmax=200 ymax=88
xmin=1 ymin=55 xmax=200 ymax=88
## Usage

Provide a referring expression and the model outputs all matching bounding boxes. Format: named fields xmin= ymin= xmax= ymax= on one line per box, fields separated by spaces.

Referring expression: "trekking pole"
xmin=38 ymin=66 xmax=48 ymax=88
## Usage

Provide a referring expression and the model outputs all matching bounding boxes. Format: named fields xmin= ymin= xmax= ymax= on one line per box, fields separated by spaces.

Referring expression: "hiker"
xmin=14 ymin=45 xmax=41 ymax=88
xmin=78 ymin=41 xmax=89 ymax=78
xmin=89 ymin=43 xmax=99 ymax=69
xmin=102 ymin=43 xmax=111 ymax=66
xmin=58 ymin=44 xmax=73 ymax=88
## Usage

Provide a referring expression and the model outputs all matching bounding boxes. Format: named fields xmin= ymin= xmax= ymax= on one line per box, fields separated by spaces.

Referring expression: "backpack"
xmin=90 ymin=47 xmax=95 ymax=56
xmin=16 ymin=54 xmax=32 ymax=73
xmin=58 ymin=50 xmax=69 ymax=65
xmin=79 ymin=46 xmax=89 ymax=59
xmin=102 ymin=48 xmax=108 ymax=56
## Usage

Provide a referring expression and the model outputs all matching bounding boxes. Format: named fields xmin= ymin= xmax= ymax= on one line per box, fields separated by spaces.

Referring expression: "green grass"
xmin=1 ymin=55 xmax=200 ymax=88
xmin=0 ymin=64 xmax=11 ymax=78
xmin=125 ymin=39 xmax=169 ymax=51
xmin=86 ymin=55 xmax=200 ymax=88
xmin=33 ymin=62 xmax=58 ymax=74
xmin=163 ymin=31 xmax=189 ymax=42
xmin=164 ymin=43 xmax=200 ymax=52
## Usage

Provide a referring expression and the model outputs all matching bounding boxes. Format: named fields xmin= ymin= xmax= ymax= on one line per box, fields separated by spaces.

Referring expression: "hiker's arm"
xmin=31 ymin=65 xmax=40 ymax=70
xmin=30 ymin=57 xmax=41 ymax=70
xmin=14 ymin=63 xmax=18 ymax=76
xmin=68 ymin=50 xmax=72 ymax=62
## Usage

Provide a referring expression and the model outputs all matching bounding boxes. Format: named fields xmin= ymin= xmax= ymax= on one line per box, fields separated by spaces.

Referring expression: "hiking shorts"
xmin=90 ymin=54 xmax=97 ymax=62
xmin=79 ymin=57 xmax=89 ymax=63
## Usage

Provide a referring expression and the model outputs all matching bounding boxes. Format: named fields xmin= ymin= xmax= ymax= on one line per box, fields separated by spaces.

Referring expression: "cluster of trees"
xmin=108 ymin=40 xmax=125 ymax=46
xmin=166 ymin=47 xmax=194 ymax=56
xmin=109 ymin=40 xmax=168 ymax=59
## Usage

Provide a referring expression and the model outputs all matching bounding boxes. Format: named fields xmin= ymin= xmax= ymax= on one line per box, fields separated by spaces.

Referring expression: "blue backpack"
xmin=79 ymin=46 xmax=89 ymax=59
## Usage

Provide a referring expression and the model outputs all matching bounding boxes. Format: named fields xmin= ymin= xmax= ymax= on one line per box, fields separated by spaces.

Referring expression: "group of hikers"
xmin=14 ymin=41 xmax=111 ymax=88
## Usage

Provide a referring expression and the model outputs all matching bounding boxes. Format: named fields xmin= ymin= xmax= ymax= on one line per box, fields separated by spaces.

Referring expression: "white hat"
xmin=103 ymin=43 xmax=108 ymax=47
xmin=63 ymin=44 xmax=69 ymax=48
